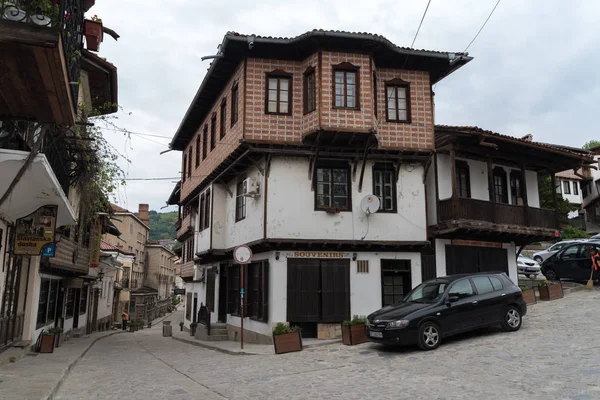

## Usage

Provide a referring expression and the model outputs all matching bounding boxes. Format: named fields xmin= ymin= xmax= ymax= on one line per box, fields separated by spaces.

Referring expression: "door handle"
xmin=472 ymin=300 xmax=478 ymax=305
xmin=501 ymin=293 xmax=506 ymax=296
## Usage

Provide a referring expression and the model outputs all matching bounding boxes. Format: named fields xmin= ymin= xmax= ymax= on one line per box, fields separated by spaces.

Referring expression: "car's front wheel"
xmin=534 ymin=256 xmax=543 ymax=264
xmin=544 ymin=268 xmax=558 ymax=281
xmin=417 ymin=322 xmax=441 ymax=351
xmin=501 ymin=306 xmax=522 ymax=332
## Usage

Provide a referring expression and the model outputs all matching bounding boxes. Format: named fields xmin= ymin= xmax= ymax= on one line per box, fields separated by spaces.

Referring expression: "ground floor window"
xmin=247 ymin=261 xmax=269 ymax=322
xmin=79 ymin=286 xmax=88 ymax=315
xmin=65 ymin=288 xmax=76 ymax=318
xmin=186 ymin=292 xmax=192 ymax=320
xmin=381 ymin=260 xmax=412 ymax=307
xmin=37 ymin=279 xmax=59 ymax=328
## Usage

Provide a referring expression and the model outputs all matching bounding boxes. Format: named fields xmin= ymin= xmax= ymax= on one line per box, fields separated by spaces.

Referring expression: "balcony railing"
xmin=0 ymin=0 xmax=84 ymax=108
xmin=438 ymin=198 xmax=558 ymax=230
xmin=176 ymin=214 xmax=193 ymax=241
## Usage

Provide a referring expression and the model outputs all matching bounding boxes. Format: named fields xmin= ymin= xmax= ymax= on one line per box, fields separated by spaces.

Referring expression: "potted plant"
xmin=39 ymin=329 xmax=56 ymax=353
xmin=272 ymin=322 xmax=302 ymax=354
xmin=49 ymin=327 xmax=64 ymax=348
xmin=342 ymin=315 xmax=368 ymax=346
xmin=127 ymin=321 xmax=135 ymax=332
xmin=519 ymin=286 xmax=536 ymax=305
xmin=179 ymin=322 xmax=184 ymax=331
xmin=189 ymin=322 xmax=197 ymax=336
xmin=84 ymin=14 xmax=103 ymax=51
xmin=538 ymin=280 xmax=563 ymax=301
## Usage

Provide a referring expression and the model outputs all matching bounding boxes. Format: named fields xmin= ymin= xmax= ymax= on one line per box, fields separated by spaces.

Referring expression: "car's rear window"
xmin=489 ymin=276 xmax=503 ymax=290
xmin=472 ymin=277 xmax=495 ymax=294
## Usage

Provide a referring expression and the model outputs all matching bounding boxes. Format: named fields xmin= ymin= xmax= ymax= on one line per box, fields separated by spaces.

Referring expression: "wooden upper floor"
xmin=170 ymin=30 xmax=472 ymax=204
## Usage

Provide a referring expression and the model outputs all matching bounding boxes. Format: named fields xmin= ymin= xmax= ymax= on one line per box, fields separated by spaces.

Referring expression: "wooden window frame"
xmin=210 ymin=113 xmax=216 ymax=150
xmin=231 ymin=84 xmax=239 ymax=127
xmin=220 ymin=99 xmax=226 ymax=139
xmin=265 ymin=70 xmax=293 ymax=115
xmin=65 ymin=288 xmax=75 ymax=318
xmin=79 ymin=286 xmax=88 ymax=315
xmin=573 ymin=181 xmax=579 ymax=196
xmin=303 ymin=66 xmax=316 ymax=115
xmin=235 ymin=179 xmax=247 ymax=222
xmin=36 ymin=279 xmax=50 ymax=328
xmin=455 ymin=160 xmax=471 ymax=199
xmin=372 ymin=164 xmax=397 ymax=213
xmin=182 ymin=154 xmax=186 ymax=182
xmin=195 ymin=135 xmax=200 ymax=168
xmin=246 ymin=260 xmax=269 ymax=322
xmin=187 ymin=147 xmax=192 ymax=178
xmin=199 ymin=193 xmax=206 ymax=232
xmin=204 ymin=189 xmax=211 ymax=230
xmin=202 ymin=125 xmax=208 ymax=160
xmin=510 ymin=170 xmax=524 ymax=205
xmin=562 ymin=180 xmax=571 ymax=195
xmin=385 ymin=78 xmax=411 ymax=123
xmin=315 ymin=161 xmax=352 ymax=212
xmin=373 ymin=71 xmax=378 ymax=118
xmin=332 ymin=62 xmax=360 ymax=110
xmin=493 ymin=167 xmax=508 ymax=204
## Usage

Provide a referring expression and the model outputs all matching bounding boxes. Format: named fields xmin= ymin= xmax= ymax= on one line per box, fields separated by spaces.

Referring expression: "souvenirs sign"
xmin=14 ymin=205 xmax=57 ymax=255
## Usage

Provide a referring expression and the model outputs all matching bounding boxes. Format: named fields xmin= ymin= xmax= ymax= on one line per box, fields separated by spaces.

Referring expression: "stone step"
xmin=205 ymin=334 xmax=229 ymax=342
xmin=209 ymin=328 xmax=228 ymax=335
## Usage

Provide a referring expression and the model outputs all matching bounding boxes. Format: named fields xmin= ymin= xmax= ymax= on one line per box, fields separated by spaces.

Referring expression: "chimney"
xmin=138 ymin=204 xmax=149 ymax=226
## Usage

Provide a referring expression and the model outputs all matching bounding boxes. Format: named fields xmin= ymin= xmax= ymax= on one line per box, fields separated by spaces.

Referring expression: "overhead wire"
xmin=402 ymin=0 xmax=433 ymax=69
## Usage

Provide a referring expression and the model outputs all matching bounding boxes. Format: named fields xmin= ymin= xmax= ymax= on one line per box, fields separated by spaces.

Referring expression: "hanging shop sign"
xmin=284 ymin=251 xmax=352 ymax=259
xmin=14 ymin=205 xmax=57 ymax=255
xmin=89 ymin=219 xmax=101 ymax=268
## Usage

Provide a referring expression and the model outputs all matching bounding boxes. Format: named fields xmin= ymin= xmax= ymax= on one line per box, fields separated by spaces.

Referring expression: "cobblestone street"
xmin=50 ymin=290 xmax=600 ymax=400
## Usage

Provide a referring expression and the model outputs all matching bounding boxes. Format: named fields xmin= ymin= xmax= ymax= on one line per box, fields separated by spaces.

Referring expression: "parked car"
xmin=541 ymin=242 xmax=600 ymax=281
xmin=366 ymin=273 xmax=526 ymax=351
xmin=589 ymin=234 xmax=600 ymax=241
xmin=517 ymin=254 xmax=541 ymax=278
xmin=532 ymin=240 xmax=587 ymax=263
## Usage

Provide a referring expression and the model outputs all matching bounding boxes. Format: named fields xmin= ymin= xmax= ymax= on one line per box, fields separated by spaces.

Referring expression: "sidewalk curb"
xmin=46 ymin=330 xmax=124 ymax=400
xmin=171 ymin=336 xmax=259 ymax=356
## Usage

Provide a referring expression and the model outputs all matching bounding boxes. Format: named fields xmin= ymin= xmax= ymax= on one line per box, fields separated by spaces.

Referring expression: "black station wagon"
xmin=366 ymin=273 xmax=526 ymax=350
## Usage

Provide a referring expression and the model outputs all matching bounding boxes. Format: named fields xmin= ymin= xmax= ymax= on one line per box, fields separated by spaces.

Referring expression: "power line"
xmin=125 ymin=177 xmax=179 ymax=181
xmin=402 ymin=0 xmax=433 ymax=69
xmin=464 ymin=0 xmax=501 ymax=52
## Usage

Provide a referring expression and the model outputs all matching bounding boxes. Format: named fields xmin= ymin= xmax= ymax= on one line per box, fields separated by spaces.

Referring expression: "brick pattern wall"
xmin=245 ymin=58 xmax=303 ymax=143
xmin=180 ymin=62 xmax=245 ymax=203
xmin=301 ymin=53 xmax=320 ymax=136
xmin=320 ymin=52 xmax=373 ymax=133
xmin=375 ymin=68 xmax=433 ymax=150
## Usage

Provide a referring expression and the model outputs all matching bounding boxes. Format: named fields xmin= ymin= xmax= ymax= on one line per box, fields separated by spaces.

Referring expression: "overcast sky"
xmin=89 ymin=0 xmax=600 ymax=213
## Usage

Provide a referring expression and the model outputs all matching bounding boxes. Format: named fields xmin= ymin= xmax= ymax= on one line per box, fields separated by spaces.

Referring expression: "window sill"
xmin=376 ymin=209 xmax=397 ymax=214
xmin=235 ymin=217 xmax=246 ymax=223
xmin=332 ymin=106 xmax=360 ymax=111
xmin=303 ymin=109 xmax=316 ymax=116
xmin=385 ymin=119 xmax=412 ymax=124
xmin=265 ymin=111 xmax=293 ymax=116
xmin=316 ymin=207 xmax=351 ymax=214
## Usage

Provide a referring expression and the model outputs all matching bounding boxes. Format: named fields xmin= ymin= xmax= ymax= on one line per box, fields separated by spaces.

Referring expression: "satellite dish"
xmin=360 ymin=195 xmax=380 ymax=215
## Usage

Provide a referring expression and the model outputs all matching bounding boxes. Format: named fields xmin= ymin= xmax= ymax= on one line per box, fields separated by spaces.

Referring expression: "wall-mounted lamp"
xmin=275 ymin=251 xmax=280 ymax=261
xmin=352 ymin=253 xmax=357 ymax=261
xmin=96 ymin=271 xmax=105 ymax=283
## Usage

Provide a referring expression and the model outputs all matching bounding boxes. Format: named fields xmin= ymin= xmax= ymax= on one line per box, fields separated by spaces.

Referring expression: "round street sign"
xmin=233 ymin=245 xmax=252 ymax=264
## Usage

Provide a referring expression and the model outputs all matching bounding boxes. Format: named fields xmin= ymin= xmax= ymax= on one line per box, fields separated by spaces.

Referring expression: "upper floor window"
xmin=210 ymin=114 xmax=216 ymax=150
xmin=510 ymin=171 xmax=524 ymax=205
xmin=188 ymin=147 xmax=192 ymax=178
xmin=493 ymin=167 xmax=508 ymax=204
xmin=236 ymin=180 xmax=247 ymax=222
xmin=199 ymin=189 xmax=211 ymax=230
xmin=266 ymin=70 xmax=292 ymax=115
xmin=373 ymin=165 xmax=396 ymax=212
xmin=195 ymin=135 xmax=200 ymax=168
xmin=231 ymin=84 xmax=239 ymax=126
xmin=220 ymin=100 xmax=226 ymax=139
xmin=562 ymin=180 xmax=571 ymax=195
xmin=456 ymin=161 xmax=471 ymax=198
xmin=303 ymin=67 xmax=316 ymax=114
xmin=385 ymin=79 xmax=410 ymax=123
xmin=333 ymin=63 xmax=359 ymax=109
xmin=182 ymin=154 xmax=187 ymax=182
xmin=202 ymin=125 xmax=208 ymax=160
xmin=316 ymin=162 xmax=351 ymax=211
xmin=200 ymin=194 xmax=206 ymax=231
xmin=582 ymin=182 xmax=590 ymax=198
xmin=573 ymin=181 xmax=579 ymax=195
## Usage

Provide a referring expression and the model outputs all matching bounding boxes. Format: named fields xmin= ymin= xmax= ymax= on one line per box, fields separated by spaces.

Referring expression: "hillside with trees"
xmin=146 ymin=210 xmax=178 ymax=240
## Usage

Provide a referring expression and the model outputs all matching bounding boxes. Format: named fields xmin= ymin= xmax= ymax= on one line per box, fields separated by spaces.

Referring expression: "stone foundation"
xmin=317 ymin=323 xmax=342 ymax=339
xmin=226 ymin=324 xmax=273 ymax=345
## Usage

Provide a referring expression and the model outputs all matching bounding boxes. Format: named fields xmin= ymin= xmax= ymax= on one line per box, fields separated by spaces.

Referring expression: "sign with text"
xmin=174 ymin=288 xmax=186 ymax=295
xmin=284 ymin=251 xmax=352 ymax=259
xmin=14 ymin=205 xmax=57 ymax=255
xmin=41 ymin=244 xmax=56 ymax=257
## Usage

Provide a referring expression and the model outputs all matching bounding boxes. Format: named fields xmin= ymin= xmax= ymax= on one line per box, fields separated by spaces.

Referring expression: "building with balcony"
xmin=426 ymin=125 xmax=594 ymax=280
xmin=556 ymin=168 xmax=586 ymax=223
xmin=0 ymin=0 xmax=118 ymax=350
xmin=100 ymin=240 xmax=134 ymax=326
xmin=145 ymin=242 xmax=177 ymax=300
xmin=167 ymin=30 xmax=473 ymax=343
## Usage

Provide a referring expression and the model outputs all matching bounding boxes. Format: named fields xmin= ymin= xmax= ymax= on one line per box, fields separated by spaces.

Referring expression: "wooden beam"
xmin=550 ymin=173 xmax=559 ymax=229
xmin=520 ymin=163 xmax=529 ymax=226
xmin=487 ymin=156 xmax=495 ymax=223
xmin=450 ymin=149 xmax=458 ymax=219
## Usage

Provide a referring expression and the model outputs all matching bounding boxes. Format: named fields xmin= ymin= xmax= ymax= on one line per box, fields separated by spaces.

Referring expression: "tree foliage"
xmin=582 ymin=140 xmax=600 ymax=150
xmin=146 ymin=210 xmax=178 ymax=240
xmin=538 ymin=176 xmax=577 ymax=227
xmin=560 ymin=225 xmax=589 ymax=240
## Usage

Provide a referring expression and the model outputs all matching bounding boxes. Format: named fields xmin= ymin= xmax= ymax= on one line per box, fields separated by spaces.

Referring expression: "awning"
xmin=0 ymin=149 xmax=76 ymax=226
xmin=100 ymin=259 xmax=124 ymax=271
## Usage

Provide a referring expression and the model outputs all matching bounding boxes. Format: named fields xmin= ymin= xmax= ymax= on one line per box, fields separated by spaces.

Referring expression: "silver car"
xmin=532 ymin=240 xmax=587 ymax=263
xmin=517 ymin=254 xmax=541 ymax=278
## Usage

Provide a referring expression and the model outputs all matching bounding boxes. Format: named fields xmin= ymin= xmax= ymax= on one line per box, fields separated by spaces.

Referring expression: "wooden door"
xmin=206 ymin=268 xmax=216 ymax=312
xmin=218 ymin=264 xmax=227 ymax=322
xmin=287 ymin=259 xmax=320 ymax=322
xmin=320 ymin=260 xmax=350 ymax=323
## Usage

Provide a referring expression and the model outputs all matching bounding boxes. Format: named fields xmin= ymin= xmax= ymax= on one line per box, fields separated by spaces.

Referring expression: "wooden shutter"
xmin=205 ymin=268 xmax=215 ymax=312
xmin=287 ymin=259 xmax=320 ymax=322
xmin=320 ymin=259 xmax=350 ymax=323
xmin=227 ymin=265 xmax=240 ymax=314
xmin=478 ymin=248 xmax=509 ymax=274
xmin=421 ymin=249 xmax=436 ymax=281
xmin=260 ymin=260 xmax=269 ymax=322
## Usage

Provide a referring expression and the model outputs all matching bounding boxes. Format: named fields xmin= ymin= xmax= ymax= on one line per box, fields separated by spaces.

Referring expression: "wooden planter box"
xmin=39 ymin=334 xmax=55 ymax=353
xmin=54 ymin=332 xmax=63 ymax=348
xmin=129 ymin=326 xmax=134 ymax=332
xmin=190 ymin=326 xmax=196 ymax=336
xmin=521 ymin=288 xmax=537 ymax=305
xmin=84 ymin=19 xmax=103 ymax=51
xmin=342 ymin=324 xmax=368 ymax=345
xmin=273 ymin=331 xmax=303 ymax=354
xmin=539 ymin=283 xmax=563 ymax=301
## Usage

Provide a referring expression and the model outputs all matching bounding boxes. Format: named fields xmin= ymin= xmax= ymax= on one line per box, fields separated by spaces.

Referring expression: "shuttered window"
xmin=247 ymin=261 xmax=269 ymax=322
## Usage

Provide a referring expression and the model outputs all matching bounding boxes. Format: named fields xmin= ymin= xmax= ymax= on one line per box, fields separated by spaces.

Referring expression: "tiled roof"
xmin=100 ymin=240 xmax=134 ymax=256
xmin=110 ymin=203 xmax=129 ymax=212
xmin=435 ymin=125 xmax=594 ymax=160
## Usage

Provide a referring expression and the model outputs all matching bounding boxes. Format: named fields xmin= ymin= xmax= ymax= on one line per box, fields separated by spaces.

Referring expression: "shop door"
xmin=381 ymin=260 xmax=412 ymax=307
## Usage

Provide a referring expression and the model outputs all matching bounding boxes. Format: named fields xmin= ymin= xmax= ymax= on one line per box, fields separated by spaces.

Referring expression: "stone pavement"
xmin=47 ymin=289 xmax=600 ymax=400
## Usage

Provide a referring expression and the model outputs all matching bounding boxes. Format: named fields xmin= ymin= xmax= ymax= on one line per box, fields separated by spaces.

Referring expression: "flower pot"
xmin=342 ymin=323 xmax=368 ymax=345
xmin=84 ymin=19 xmax=103 ymax=51
xmin=190 ymin=326 xmax=196 ymax=336
xmin=273 ymin=331 xmax=303 ymax=354
xmin=129 ymin=326 xmax=134 ymax=332
xmin=521 ymin=288 xmax=537 ymax=305
xmin=539 ymin=283 xmax=563 ymax=301
xmin=39 ymin=334 xmax=55 ymax=353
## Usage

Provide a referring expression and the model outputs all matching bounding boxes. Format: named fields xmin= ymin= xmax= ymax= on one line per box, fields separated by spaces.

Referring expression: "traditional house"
xmin=425 ymin=125 xmax=594 ymax=281
xmin=145 ymin=242 xmax=177 ymax=300
xmin=167 ymin=30 xmax=472 ymax=343
xmin=0 ymin=1 xmax=117 ymax=350
xmin=556 ymin=168 xmax=586 ymax=223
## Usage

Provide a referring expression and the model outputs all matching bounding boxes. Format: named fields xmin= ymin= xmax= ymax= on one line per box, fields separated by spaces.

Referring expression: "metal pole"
xmin=240 ymin=265 xmax=244 ymax=350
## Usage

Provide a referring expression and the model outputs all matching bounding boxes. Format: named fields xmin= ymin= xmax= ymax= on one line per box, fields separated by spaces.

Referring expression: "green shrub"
xmin=561 ymin=225 xmax=590 ymax=240
xmin=342 ymin=315 xmax=367 ymax=326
